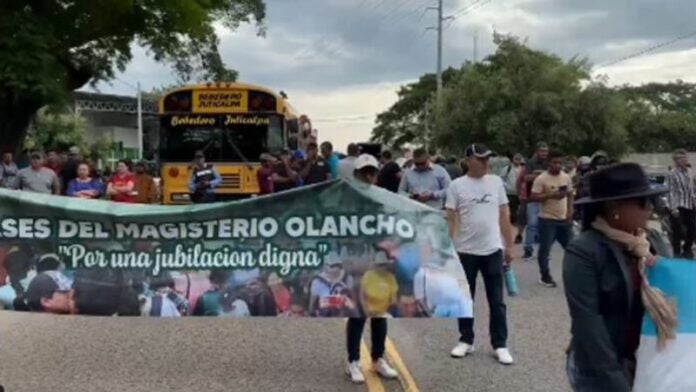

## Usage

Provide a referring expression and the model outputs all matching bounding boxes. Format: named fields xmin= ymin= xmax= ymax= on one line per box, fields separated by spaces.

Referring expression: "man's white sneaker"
xmin=495 ymin=348 xmax=514 ymax=365
xmin=373 ymin=358 xmax=398 ymax=379
xmin=450 ymin=342 xmax=475 ymax=358
xmin=346 ymin=361 xmax=365 ymax=384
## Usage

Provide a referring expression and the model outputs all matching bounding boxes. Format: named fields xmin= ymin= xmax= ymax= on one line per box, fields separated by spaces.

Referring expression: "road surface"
xmin=0 ymin=246 xmax=571 ymax=392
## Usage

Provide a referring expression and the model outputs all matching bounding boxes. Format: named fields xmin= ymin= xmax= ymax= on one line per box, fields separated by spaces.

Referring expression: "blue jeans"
xmin=524 ymin=202 xmax=541 ymax=252
xmin=538 ymin=218 xmax=573 ymax=279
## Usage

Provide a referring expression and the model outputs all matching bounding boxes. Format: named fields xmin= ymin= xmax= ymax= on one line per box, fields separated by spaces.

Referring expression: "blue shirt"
xmin=398 ymin=164 xmax=452 ymax=209
xmin=66 ymin=178 xmax=104 ymax=198
xmin=326 ymin=154 xmax=340 ymax=180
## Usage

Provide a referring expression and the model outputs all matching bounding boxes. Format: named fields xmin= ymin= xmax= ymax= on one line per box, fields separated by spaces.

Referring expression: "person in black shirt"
xmin=60 ymin=146 xmax=82 ymax=194
xmin=377 ymin=150 xmax=401 ymax=192
xmin=300 ymin=142 xmax=330 ymax=185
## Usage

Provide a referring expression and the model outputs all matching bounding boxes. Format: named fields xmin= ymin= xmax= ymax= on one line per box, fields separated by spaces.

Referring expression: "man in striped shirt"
xmin=668 ymin=149 xmax=696 ymax=258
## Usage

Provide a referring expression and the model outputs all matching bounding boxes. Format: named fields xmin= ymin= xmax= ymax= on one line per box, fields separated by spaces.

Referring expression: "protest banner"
xmin=634 ymin=258 xmax=696 ymax=392
xmin=0 ymin=181 xmax=473 ymax=318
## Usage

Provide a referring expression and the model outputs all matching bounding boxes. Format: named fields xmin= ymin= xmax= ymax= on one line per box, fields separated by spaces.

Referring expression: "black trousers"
xmin=457 ymin=251 xmax=508 ymax=349
xmin=346 ymin=318 xmax=387 ymax=362
xmin=670 ymin=207 xmax=696 ymax=257
xmin=508 ymin=195 xmax=520 ymax=225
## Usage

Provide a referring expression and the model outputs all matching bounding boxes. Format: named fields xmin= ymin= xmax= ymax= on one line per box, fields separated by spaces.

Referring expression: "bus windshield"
xmin=160 ymin=115 xmax=284 ymax=162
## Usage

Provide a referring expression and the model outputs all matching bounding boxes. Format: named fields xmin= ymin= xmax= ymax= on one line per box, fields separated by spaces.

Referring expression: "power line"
xmin=370 ymin=0 xmax=390 ymax=12
xmin=295 ymin=0 xmax=374 ymax=59
xmin=598 ymin=30 xmax=696 ymax=67
xmin=113 ymin=76 xmax=138 ymax=91
xmin=451 ymin=0 xmax=493 ymax=20
xmin=451 ymin=0 xmax=486 ymax=17
xmin=379 ymin=0 xmax=422 ymax=25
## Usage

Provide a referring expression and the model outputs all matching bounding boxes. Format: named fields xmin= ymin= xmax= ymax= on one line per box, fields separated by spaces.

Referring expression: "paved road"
xmin=0 ymin=246 xmax=571 ymax=392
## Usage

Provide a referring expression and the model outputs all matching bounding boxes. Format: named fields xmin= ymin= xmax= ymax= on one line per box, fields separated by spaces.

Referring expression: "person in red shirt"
xmin=106 ymin=160 xmax=136 ymax=203
xmin=44 ymin=149 xmax=62 ymax=173
xmin=257 ymin=153 xmax=275 ymax=195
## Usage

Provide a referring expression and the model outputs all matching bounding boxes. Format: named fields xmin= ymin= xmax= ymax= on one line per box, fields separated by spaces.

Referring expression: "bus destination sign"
xmin=193 ymin=90 xmax=249 ymax=113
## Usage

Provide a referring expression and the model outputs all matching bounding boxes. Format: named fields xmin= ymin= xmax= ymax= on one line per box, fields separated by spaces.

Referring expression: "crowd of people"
xmin=0 ymin=148 xmax=157 ymax=203
xmin=0 ymin=140 xmax=686 ymax=390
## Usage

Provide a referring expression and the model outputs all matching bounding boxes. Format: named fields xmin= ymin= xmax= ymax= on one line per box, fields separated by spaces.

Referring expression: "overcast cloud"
xmin=94 ymin=0 xmax=696 ymax=151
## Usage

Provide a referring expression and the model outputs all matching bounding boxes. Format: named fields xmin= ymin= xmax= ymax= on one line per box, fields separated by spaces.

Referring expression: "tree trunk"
xmin=0 ymin=95 xmax=43 ymax=155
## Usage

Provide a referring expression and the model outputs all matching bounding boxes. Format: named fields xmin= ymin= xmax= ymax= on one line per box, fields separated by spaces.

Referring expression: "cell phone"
xmin=559 ymin=185 xmax=568 ymax=192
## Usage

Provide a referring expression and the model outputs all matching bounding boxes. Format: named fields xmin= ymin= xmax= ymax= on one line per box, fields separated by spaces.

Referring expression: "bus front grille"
xmin=220 ymin=173 xmax=242 ymax=189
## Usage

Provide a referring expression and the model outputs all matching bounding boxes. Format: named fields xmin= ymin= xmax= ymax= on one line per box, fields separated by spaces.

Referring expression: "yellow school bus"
xmin=158 ymin=82 xmax=301 ymax=204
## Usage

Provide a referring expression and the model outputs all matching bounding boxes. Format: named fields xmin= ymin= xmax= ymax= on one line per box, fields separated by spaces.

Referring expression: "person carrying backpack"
xmin=141 ymin=273 xmax=189 ymax=317
xmin=192 ymin=270 xmax=231 ymax=316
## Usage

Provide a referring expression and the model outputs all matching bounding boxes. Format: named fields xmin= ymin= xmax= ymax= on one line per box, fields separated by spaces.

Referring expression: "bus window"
xmin=222 ymin=115 xmax=284 ymax=161
xmin=286 ymin=118 xmax=299 ymax=150
xmin=161 ymin=126 xmax=224 ymax=162
xmin=268 ymin=115 xmax=284 ymax=153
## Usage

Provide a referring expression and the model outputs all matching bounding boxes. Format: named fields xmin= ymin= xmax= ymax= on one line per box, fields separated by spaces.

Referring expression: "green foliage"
xmin=0 ymin=0 xmax=264 ymax=95
xmin=432 ymin=34 xmax=629 ymax=157
xmin=25 ymin=110 xmax=89 ymax=153
xmin=370 ymin=68 xmax=458 ymax=149
xmin=619 ymin=81 xmax=696 ymax=152
xmin=373 ymin=34 xmax=638 ymax=158
xmin=0 ymin=0 xmax=265 ymax=153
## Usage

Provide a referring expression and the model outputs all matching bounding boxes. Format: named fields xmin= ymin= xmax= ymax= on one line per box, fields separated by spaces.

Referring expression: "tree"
xmin=0 ymin=0 xmax=265 ymax=154
xmin=370 ymin=68 xmax=458 ymax=150
xmin=618 ymin=81 xmax=696 ymax=152
xmin=25 ymin=110 xmax=89 ymax=153
xmin=432 ymin=34 xmax=630 ymax=158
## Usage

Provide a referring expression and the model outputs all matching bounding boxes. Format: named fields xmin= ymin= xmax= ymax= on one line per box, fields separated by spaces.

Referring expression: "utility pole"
xmin=436 ymin=0 xmax=443 ymax=98
xmin=474 ymin=31 xmax=478 ymax=63
xmin=426 ymin=1 xmax=447 ymax=98
xmin=136 ymin=82 xmax=143 ymax=160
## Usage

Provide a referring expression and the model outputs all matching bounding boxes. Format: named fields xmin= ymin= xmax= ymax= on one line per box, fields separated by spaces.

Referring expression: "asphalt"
xmin=0 ymin=246 xmax=572 ymax=392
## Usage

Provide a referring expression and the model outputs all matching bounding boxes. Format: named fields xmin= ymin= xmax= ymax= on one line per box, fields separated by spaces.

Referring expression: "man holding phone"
xmin=398 ymin=148 xmax=451 ymax=210
xmin=530 ymin=150 xmax=574 ymax=288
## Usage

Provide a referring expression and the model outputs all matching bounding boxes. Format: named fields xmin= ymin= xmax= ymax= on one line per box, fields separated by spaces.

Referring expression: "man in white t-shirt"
xmin=338 ymin=143 xmax=359 ymax=180
xmin=445 ymin=144 xmax=516 ymax=365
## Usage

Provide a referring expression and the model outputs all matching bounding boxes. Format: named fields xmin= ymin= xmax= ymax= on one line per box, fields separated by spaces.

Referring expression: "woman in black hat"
xmin=563 ymin=163 xmax=676 ymax=392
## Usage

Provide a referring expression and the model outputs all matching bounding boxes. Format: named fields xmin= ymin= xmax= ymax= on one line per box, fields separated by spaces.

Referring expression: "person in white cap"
xmin=344 ymin=153 xmax=399 ymax=384
xmin=352 ymin=153 xmax=380 ymax=185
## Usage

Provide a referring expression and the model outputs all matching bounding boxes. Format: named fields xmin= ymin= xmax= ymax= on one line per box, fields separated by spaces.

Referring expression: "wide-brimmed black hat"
xmin=574 ymin=162 xmax=668 ymax=205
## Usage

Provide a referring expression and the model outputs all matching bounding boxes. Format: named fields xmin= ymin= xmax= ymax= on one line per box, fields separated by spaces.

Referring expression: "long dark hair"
xmin=580 ymin=203 xmax=605 ymax=231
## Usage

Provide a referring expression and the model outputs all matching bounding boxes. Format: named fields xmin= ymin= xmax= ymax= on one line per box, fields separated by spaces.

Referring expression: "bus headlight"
xmin=171 ymin=193 xmax=191 ymax=202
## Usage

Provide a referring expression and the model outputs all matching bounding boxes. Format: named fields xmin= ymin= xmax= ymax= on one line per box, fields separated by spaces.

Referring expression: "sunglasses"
xmin=329 ymin=264 xmax=343 ymax=269
xmin=635 ymin=197 xmax=656 ymax=209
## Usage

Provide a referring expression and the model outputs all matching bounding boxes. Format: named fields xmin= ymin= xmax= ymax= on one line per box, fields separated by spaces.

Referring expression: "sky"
xmin=92 ymin=0 xmax=696 ymax=152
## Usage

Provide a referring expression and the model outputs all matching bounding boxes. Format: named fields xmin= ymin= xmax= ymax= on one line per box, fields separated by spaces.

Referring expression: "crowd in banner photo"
xmin=0 ymin=181 xmax=473 ymax=319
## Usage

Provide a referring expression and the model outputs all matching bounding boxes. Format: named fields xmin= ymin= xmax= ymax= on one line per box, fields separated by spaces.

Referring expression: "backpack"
xmin=193 ymin=290 xmax=221 ymax=316
xmin=238 ymin=281 xmax=277 ymax=316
